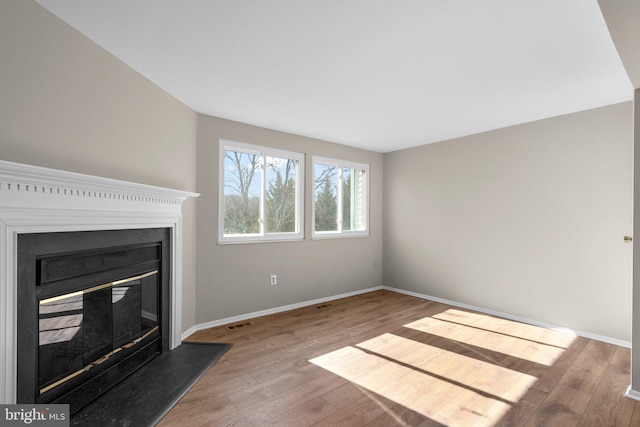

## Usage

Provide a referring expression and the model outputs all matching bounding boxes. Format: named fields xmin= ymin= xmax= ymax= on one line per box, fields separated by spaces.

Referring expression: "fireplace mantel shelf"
xmin=0 ymin=160 xmax=199 ymax=404
xmin=0 ymin=160 xmax=199 ymax=208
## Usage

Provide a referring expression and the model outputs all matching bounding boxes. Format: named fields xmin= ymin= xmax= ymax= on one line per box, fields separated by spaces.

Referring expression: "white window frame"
xmin=219 ymin=140 xmax=305 ymax=244
xmin=312 ymin=156 xmax=370 ymax=239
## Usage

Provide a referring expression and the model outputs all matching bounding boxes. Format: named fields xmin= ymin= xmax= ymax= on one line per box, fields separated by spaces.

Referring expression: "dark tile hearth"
xmin=71 ymin=342 xmax=231 ymax=427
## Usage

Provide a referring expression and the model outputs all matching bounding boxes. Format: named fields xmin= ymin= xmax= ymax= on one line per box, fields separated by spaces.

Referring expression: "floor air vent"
xmin=227 ymin=322 xmax=252 ymax=330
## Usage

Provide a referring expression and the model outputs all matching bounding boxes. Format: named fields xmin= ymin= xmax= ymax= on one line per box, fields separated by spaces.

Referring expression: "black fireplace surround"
xmin=16 ymin=228 xmax=171 ymax=413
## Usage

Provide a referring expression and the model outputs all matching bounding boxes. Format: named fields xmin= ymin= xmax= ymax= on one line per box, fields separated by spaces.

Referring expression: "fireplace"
xmin=17 ymin=228 xmax=170 ymax=412
xmin=0 ymin=160 xmax=199 ymax=406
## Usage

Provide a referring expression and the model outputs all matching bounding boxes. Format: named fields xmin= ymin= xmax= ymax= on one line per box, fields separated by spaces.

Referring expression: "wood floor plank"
xmin=367 ymin=404 xmax=445 ymax=427
xmin=491 ymin=398 xmax=537 ymax=427
xmin=157 ymin=290 xmax=640 ymax=426
xmin=319 ymin=381 xmax=368 ymax=410
xmin=579 ymin=347 xmax=636 ymax=427
xmin=157 ymin=394 xmax=238 ymax=427
xmin=264 ymin=396 xmax=338 ymax=427
xmin=632 ymin=403 xmax=640 ymax=426
xmin=309 ymin=391 xmax=394 ymax=426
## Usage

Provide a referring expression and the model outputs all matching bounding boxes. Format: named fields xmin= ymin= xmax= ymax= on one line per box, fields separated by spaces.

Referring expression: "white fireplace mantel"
xmin=0 ymin=160 xmax=199 ymax=404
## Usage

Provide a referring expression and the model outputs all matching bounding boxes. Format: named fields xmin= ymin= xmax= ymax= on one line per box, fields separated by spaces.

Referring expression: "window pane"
xmin=266 ymin=156 xmax=298 ymax=233
xmin=223 ymin=150 xmax=262 ymax=234
xmin=314 ymin=164 xmax=338 ymax=232
xmin=343 ymin=167 xmax=366 ymax=231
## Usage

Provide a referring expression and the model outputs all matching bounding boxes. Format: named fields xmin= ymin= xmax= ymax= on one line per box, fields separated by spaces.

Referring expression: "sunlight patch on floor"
xmin=310 ymin=345 xmax=512 ymax=426
xmin=357 ymin=333 xmax=537 ymax=403
xmin=404 ymin=314 xmax=574 ymax=366
xmin=309 ymin=311 xmax=576 ymax=426
xmin=432 ymin=309 xmax=577 ymax=349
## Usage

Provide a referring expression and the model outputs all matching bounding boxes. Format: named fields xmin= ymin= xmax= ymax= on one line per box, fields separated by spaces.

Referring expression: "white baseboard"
xmin=181 ymin=324 xmax=200 ymax=341
xmin=625 ymin=385 xmax=640 ymax=401
xmin=181 ymin=286 xmax=384 ymax=340
xmin=382 ymin=286 xmax=632 ymax=349
xmin=181 ymin=284 xmax=631 ymax=349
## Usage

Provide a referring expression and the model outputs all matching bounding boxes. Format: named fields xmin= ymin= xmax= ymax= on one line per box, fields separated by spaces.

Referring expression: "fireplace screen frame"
xmin=16 ymin=228 xmax=171 ymax=411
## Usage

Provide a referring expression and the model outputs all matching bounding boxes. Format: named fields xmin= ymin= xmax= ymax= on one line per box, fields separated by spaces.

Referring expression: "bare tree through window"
xmin=221 ymin=143 xmax=304 ymax=242
xmin=223 ymin=150 xmax=261 ymax=234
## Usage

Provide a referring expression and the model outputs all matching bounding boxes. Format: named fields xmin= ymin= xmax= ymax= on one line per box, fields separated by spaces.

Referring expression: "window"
xmin=219 ymin=140 xmax=304 ymax=243
xmin=312 ymin=156 xmax=369 ymax=238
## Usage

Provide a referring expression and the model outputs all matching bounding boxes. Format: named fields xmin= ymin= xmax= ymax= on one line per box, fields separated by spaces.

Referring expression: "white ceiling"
xmin=35 ymin=0 xmax=633 ymax=153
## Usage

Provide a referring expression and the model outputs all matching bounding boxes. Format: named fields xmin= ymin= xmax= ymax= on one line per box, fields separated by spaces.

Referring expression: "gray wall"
xmin=383 ymin=102 xmax=633 ymax=341
xmin=195 ymin=115 xmax=383 ymax=323
xmin=0 ymin=1 xmax=199 ymax=330
xmin=598 ymin=0 xmax=640 ymax=88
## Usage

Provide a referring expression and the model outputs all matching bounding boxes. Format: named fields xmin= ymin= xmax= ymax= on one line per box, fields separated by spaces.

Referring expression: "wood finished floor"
xmin=157 ymin=290 xmax=640 ymax=426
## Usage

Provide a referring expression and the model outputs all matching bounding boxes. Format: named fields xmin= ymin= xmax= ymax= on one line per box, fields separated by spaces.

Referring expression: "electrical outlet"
xmin=270 ymin=274 xmax=277 ymax=286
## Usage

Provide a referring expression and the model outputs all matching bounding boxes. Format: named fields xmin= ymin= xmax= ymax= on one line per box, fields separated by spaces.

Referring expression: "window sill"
xmin=218 ymin=237 xmax=305 ymax=245
xmin=311 ymin=233 xmax=370 ymax=240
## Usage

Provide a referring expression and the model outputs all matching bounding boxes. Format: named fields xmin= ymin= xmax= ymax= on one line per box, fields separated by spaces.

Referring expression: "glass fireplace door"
xmin=37 ymin=270 xmax=159 ymax=396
